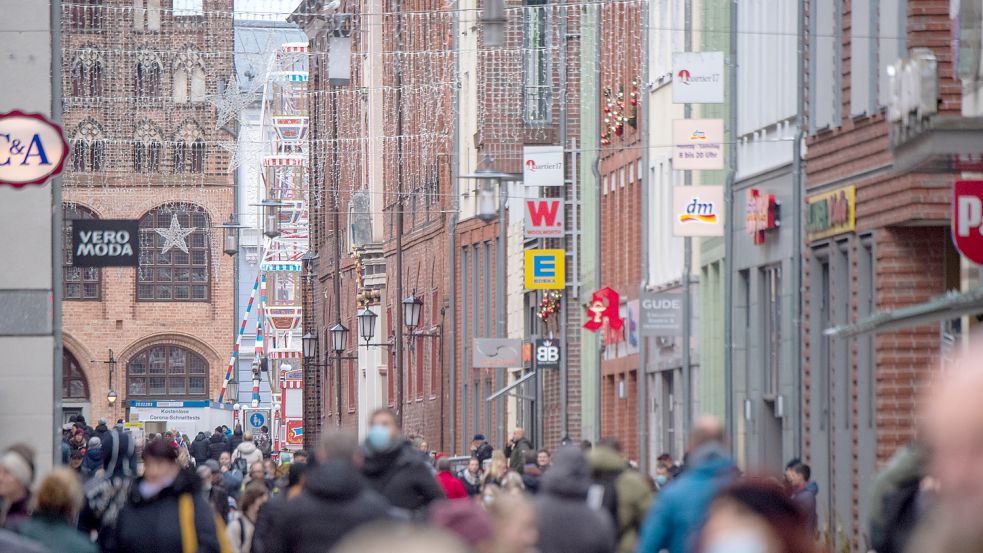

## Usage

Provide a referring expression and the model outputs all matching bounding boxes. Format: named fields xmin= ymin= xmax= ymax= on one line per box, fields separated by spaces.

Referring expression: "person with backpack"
xmin=588 ymin=437 xmax=652 ymax=553
xmin=79 ymin=430 xmax=138 ymax=551
xmin=227 ymin=483 xmax=268 ymax=553
xmin=233 ymin=433 xmax=264 ymax=475
xmin=254 ymin=426 xmax=272 ymax=459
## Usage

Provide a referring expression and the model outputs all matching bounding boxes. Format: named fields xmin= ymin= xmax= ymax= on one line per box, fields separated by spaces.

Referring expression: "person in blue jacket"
xmin=637 ymin=416 xmax=737 ymax=553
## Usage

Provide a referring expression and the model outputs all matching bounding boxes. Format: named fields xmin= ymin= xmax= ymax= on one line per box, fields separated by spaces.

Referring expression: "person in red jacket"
xmin=435 ymin=456 xmax=468 ymax=499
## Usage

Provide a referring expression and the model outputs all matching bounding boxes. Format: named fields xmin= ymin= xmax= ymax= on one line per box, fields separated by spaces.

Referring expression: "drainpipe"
xmin=638 ymin=0 xmax=651 ymax=473
xmin=448 ymin=3 xmax=460 ymax=455
xmin=51 ymin=0 xmax=64 ymax=463
xmin=792 ymin=0 xmax=805 ymax=458
xmin=724 ymin=0 xmax=738 ymax=444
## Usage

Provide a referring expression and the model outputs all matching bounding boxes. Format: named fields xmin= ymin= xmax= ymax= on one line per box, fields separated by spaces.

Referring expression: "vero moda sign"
xmin=953 ymin=180 xmax=983 ymax=265
xmin=71 ymin=219 xmax=141 ymax=267
xmin=524 ymin=198 xmax=565 ymax=238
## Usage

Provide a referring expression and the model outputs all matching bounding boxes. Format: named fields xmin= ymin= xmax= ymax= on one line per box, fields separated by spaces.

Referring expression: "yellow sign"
xmin=807 ymin=185 xmax=856 ymax=241
xmin=524 ymin=249 xmax=565 ymax=290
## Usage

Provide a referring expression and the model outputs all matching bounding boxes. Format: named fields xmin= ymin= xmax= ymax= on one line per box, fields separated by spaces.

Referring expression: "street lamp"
xmin=104 ymin=349 xmax=118 ymax=407
xmin=302 ymin=331 xmax=317 ymax=361
xmin=329 ymin=322 xmax=349 ymax=354
xmin=402 ymin=295 xmax=423 ymax=331
xmin=461 ymin=154 xmax=515 ymax=223
xmin=227 ymin=376 xmax=239 ymax=404
xmin=357 ymin=308 xmax=377 ymax=344
xmin=107 ymin=390 xmax=118 ymax=405
xmin=216 ymin=215 xmax=247 ymax=256
xmin=252 ymin=199 xmax=289 ymax=239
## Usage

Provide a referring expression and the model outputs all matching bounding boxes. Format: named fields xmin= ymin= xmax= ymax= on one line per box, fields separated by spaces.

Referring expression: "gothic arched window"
xmin=70 ymin=48 xmax=105 ymax=97
xmin=133 ymin=120 xmax=163 ymax=173
xmin=127 ymin=344 xmax=209 ymax=398
xmin=137 ymin=204 xmax=210 ymax=301
xmin=173 ymin=121 xmax=205 ymax=174
xmin=134 ymin=50 xmax=163 ymax=97
xmin=63 ymin=203 xmax=101 ymax=300
xmin=71 ymin=119 xmax=106 ymax=172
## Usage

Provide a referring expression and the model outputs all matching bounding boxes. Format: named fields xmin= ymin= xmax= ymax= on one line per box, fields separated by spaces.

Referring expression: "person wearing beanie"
xmin=429 ymin=499 xmax=495 ymax=549
xmin=0 ymin=444 xmax=35 ymax=531
xmin=17 ymin=467 xmax=97 ymax=553
xmin=82 ymin=436 xmax=103 ymax=480
xmin=113 ymin=438 xmax=226 ymax=553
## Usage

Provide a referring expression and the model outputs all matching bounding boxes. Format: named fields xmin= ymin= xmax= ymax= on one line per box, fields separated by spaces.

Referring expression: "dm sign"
xmin=953 ymin=180 xmax=983 ymax=265
xmin=0 ymin=111 xmax=69 ymax=188
xmin=71 ymin=219 xmax=140 ymax=267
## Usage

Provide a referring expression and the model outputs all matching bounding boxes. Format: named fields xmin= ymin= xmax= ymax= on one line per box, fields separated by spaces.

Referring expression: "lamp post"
xmin=330 ymin=323 xmax=349 ymax=428
xmin=104 ymin=349 xmax=118 ymax=412
xmin=216 ymin=215 xmax=247 ymax=256
xmin=228 ymin=376 xmax=239 ymax=406
xmin=459 ymin=154 xmax=516 ymax=443
xmin=252 ymin=199 xmax=289 ymax=239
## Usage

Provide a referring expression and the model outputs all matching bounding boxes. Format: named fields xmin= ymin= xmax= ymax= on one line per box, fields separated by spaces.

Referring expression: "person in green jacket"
xmin=19 ymin=467 xmax=97 ymax=553
xmin=589 ymin=438 xmax=653 ymax=553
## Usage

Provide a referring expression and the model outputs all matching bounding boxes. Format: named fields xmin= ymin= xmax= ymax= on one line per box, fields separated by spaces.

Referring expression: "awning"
xmin=824 ymin=286 xmax=983 ymax=338
xmin=485 ymin=370 xmax=536 ymax=402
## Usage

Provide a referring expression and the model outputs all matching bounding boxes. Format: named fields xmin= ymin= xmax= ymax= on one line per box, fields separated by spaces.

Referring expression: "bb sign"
xmin=0 ymin=111 xmax=69 ymax=188
xmin=953 ymin=180 xmax=983 ymax=265
xmin=71 ymin=219 xmax=141 ymax=267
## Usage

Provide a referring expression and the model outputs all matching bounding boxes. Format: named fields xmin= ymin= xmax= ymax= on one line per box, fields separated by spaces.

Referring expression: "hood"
xmin=806 ymin=481 xmax=819 ymax=495
xmin=589 ymin=446 xmax=626 ymax=473
xmin=95 ymin=423 xmax=109 ymax=434
xmin=209 ymin=433 xmax=225 ymax=444
xmin=540 ymin=446 xmax=592 ymax=499
xmin=85 ymin=447 xmax=102 ymax=461
xmin=362 ymin=440 xmax=415 ymax=477
xmin=194 ymin=433 xmax=207 ymax=442
xmin=687 ymin=443 xmax=736 ymax=478
xmin=237 ymin=442 xmax=258 ymax=455
xmin=304 ymin=460 xmax=364 ymax=500
xmin=100 ymin=430 xmax=137 ymax=479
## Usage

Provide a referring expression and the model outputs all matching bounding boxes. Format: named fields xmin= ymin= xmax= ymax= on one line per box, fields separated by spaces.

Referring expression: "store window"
xmin=63 ymin=350 xmax=90 ymax=400
xmin=522 ymin=0 xmax=550 ymax=124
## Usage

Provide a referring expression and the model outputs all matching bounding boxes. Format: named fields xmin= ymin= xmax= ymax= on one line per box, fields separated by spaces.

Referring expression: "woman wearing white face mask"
xmin=697 ymin=480 xmax=818 ymax=553
xmin=360 ymin=408 xmax=445 ymax=516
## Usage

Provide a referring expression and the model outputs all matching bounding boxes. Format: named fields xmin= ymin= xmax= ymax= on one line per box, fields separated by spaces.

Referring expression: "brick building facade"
xmin=802 ymin=1 xmax=958 ymax=548
xmin=60 ymin=0 xmax=235 ymax=426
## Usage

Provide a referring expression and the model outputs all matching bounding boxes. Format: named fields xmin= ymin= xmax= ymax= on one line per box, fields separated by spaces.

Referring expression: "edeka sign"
xmin=952 ymin=180 xmax=983 ymax=265
xmin=640 ymin=290 xmax=683 ymax=336
xmin=523 ymin=145 xmax=564 ymax=187
xmin=806 ymin=185 xmax=855 ymax=241
xmin=672 ymin=119 xmax=724 ymax=170
xmin=524 ymin=198 xmax=565 ymax=238
xmin=524 ymin=249 xmax=565 ymax=289
xmin=672 ymin=186 xmax=725 ymax=237
xmin=0 ymin=111 xmax=69 ymax=188
xmin=71 ymin=219 xmax=140 ymax=267
xmin=672 ymin=52 xmax=725 ymax=104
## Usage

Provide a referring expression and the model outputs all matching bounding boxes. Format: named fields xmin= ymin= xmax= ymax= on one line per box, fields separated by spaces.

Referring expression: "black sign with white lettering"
xmin=71 ymin=219 xmax=140 ymax=267
xmin=534 ymin=339 xmax=561 ymax=370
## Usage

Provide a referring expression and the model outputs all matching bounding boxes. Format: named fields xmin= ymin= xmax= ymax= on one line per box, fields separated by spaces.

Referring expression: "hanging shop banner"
xmin=672 ymin=119 xmax=725 ymax=170
xmin=524 ymin=199 xmax=565 ymax=238
xmin=523 ymin=145 xmax=565 ymax=187
xmin=71 ymin=219 xmax=141 ymax=267
xmin=473 ymin=338 xmax=523 ymax=368
xmin=0 ymin=110 xmax=69 ymax=188
xmin=534 ymin=339 xmax=561 ymax=370
xmin=640 ymin=290 xmax=683 ymax=336
xmin=746 ymin=188 xmax=781 ymax=245
xmin=672 ymin=52 xmax=725 ymax=104
xmin=584 ymin=287 xmax=624 ymax=332
xmin=806 ymin=185 xmax=855 ymax=241
xmin=672 ymin=186 xmax=725 ymax=237
xmin=524 ymin=249 xmax=565 ymax=289
xmin=953 ymin=180 xmax=983 ymax=265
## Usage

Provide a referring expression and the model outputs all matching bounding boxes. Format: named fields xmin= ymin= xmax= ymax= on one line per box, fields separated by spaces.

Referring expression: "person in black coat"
xmin=534 ymin=446 xmax=615 ymax=553
xmin=361 ymin=408 xmax=444 ymax=516
xmin=268 ymin=459 xmax=389 ymax=553
xmin=190 ymin=432 xmax=210 ymax=467
xmin=207 ymin=428 xmax=228 ymax=462
xmin=251 ymin=461 xmax=306 ymax=553
xmin=111 ymin=439 xmax=223 ymax=553
xmin=228 ymin=425 xmax=244 ymax=455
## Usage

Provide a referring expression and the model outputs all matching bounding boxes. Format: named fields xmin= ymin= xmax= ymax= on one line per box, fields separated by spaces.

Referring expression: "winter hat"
xmin=0 ymin=448 xmax=35 ymax=489
xmin=203 ymin=459 xmax=221 ymax=473
xmin=472 ymin=434 xmax=486 ymax=442
xmin=429 ymin=500 xmax=494 ymax=546
xmin=88 ymin=436 xmax=101 ymax=449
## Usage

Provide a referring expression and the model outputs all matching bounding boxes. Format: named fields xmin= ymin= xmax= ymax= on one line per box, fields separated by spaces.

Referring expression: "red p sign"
xmin=953 ymin=181 xmax=983 ymax=265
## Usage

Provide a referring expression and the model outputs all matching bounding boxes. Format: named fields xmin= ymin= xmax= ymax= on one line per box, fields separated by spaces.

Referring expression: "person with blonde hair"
xmin=488 ymin=494 xmax=538 ymax=553
xmin=18 ymin=467 xmax=97 ymax=552
xmin=481 ymin=451 xmax=508 ymax=491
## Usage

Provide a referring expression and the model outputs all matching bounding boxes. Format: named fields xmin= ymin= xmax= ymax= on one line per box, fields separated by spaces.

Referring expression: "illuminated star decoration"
xmin=154 ymin=214 xmax=196 ymax=255
xmin=212 ymin=75 xmax=254 ymax=129
xmin=217 ymin=140 xmax=241 ymax=173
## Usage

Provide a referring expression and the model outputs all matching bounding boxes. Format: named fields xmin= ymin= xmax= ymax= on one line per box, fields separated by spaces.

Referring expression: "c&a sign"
xmin=0 ymin=111 xmax=69 ymax=188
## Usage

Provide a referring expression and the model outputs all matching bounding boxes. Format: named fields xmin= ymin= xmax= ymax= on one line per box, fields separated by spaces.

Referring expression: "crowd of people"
xmin=4 ymin=340 xmax=983 ymax=553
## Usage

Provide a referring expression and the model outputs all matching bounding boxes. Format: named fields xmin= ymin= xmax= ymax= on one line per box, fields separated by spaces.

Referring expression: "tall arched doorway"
xmin=62 ymin=349 xmax=91 ymax=424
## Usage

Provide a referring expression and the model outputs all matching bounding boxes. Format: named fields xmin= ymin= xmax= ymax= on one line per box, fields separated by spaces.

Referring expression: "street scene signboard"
xmin=473 ymin=338 xmax=523 ymax=368
xmin=71 ymin=219 xmax=141 ymax=267
xmin=523 ymin=145 xmax=565 ymax=187
xmin=953 ymin=180 xmax=983 ymax=265
xmin=640 ymin=290 xmax=684 ymax=336
xmin=672 ymin=51 xmax=725 ymax=104
xmin=0 ymin=110 xmax=69 ymax=187
xmin=672 ymin=186 xmax=725 ymax=237
xmin=524 ymin=198 xmax=565 ymax=238
xmin=672 ymin=119 xmax=725 ymax=170
xmin=806 ymin=185 xmax=855 ymax=241
xmin=524 ymin=249 xmax=565 ymax=289
xmin=534 ymin=339 xmax=561 ymax=369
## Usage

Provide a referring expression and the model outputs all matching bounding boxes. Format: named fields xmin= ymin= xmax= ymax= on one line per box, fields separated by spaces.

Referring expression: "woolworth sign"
xmin=0 ymin=111 xmax=69 ymax=188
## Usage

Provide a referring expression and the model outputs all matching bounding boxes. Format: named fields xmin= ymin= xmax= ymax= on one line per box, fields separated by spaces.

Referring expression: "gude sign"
xmin=953 ymin=180 xmax=983 ymax=265
xmin=0 ymin=111 xmax=69 ymax=188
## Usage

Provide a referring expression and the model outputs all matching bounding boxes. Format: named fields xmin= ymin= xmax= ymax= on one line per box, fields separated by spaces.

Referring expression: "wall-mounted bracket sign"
xmin=584 ymin=286 xmax=624 ymax=333
xmin=71 ymin=219 xmax=141 ymax=267
xmin=0 ymin=110 xmax=69 ymax=188
xmin=746 ymin=188 xmax=781 ymax=245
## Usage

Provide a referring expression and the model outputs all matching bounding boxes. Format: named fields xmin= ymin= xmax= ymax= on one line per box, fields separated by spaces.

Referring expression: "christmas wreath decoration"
xmin=537 ymin=291 xmax=562 ymax=324
xmin=601 ymin=78 xmax=640 ymax=146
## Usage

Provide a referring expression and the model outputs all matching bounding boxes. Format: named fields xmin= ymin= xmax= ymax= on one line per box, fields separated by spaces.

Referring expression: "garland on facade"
xmin=537 ymin=291 xmax=563 ymax=325
xmin=601 ymin=78 xmax=640 ymax=145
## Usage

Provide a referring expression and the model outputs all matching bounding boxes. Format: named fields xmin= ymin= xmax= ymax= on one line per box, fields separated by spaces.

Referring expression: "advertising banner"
xmin=473 ymin=338 xmax=524 ymax=368
xmin=524 ymin=249 xmax=565 ymax=289
xmin=806 ymin=185 xmax=856 ymax=241
xmin=672 ymin=186 xmax=725 ymax=237
xmin=534 ymin=339 xmax=561 ymax=370
xmin=524 ymin=199 xmax=565 ymax=238
xmin=71 ymin=219 xmax=141 ymax=267
xmin=953 ymin=180 xmax=983 ymax=265
xmin=672 ymin=52 xmax=725 ymax=104
xmin=523 ymin=145 xmax=565 ymax=187
xmin=640 ymin=290 xmax=684 ymax=336
xmin=672 ymin=119 xmax=725 ymax=170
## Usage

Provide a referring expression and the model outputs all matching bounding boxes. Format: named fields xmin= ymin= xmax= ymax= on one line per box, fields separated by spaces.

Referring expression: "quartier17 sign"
xmin=0 ymin=111 xmax=69 ymax=188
